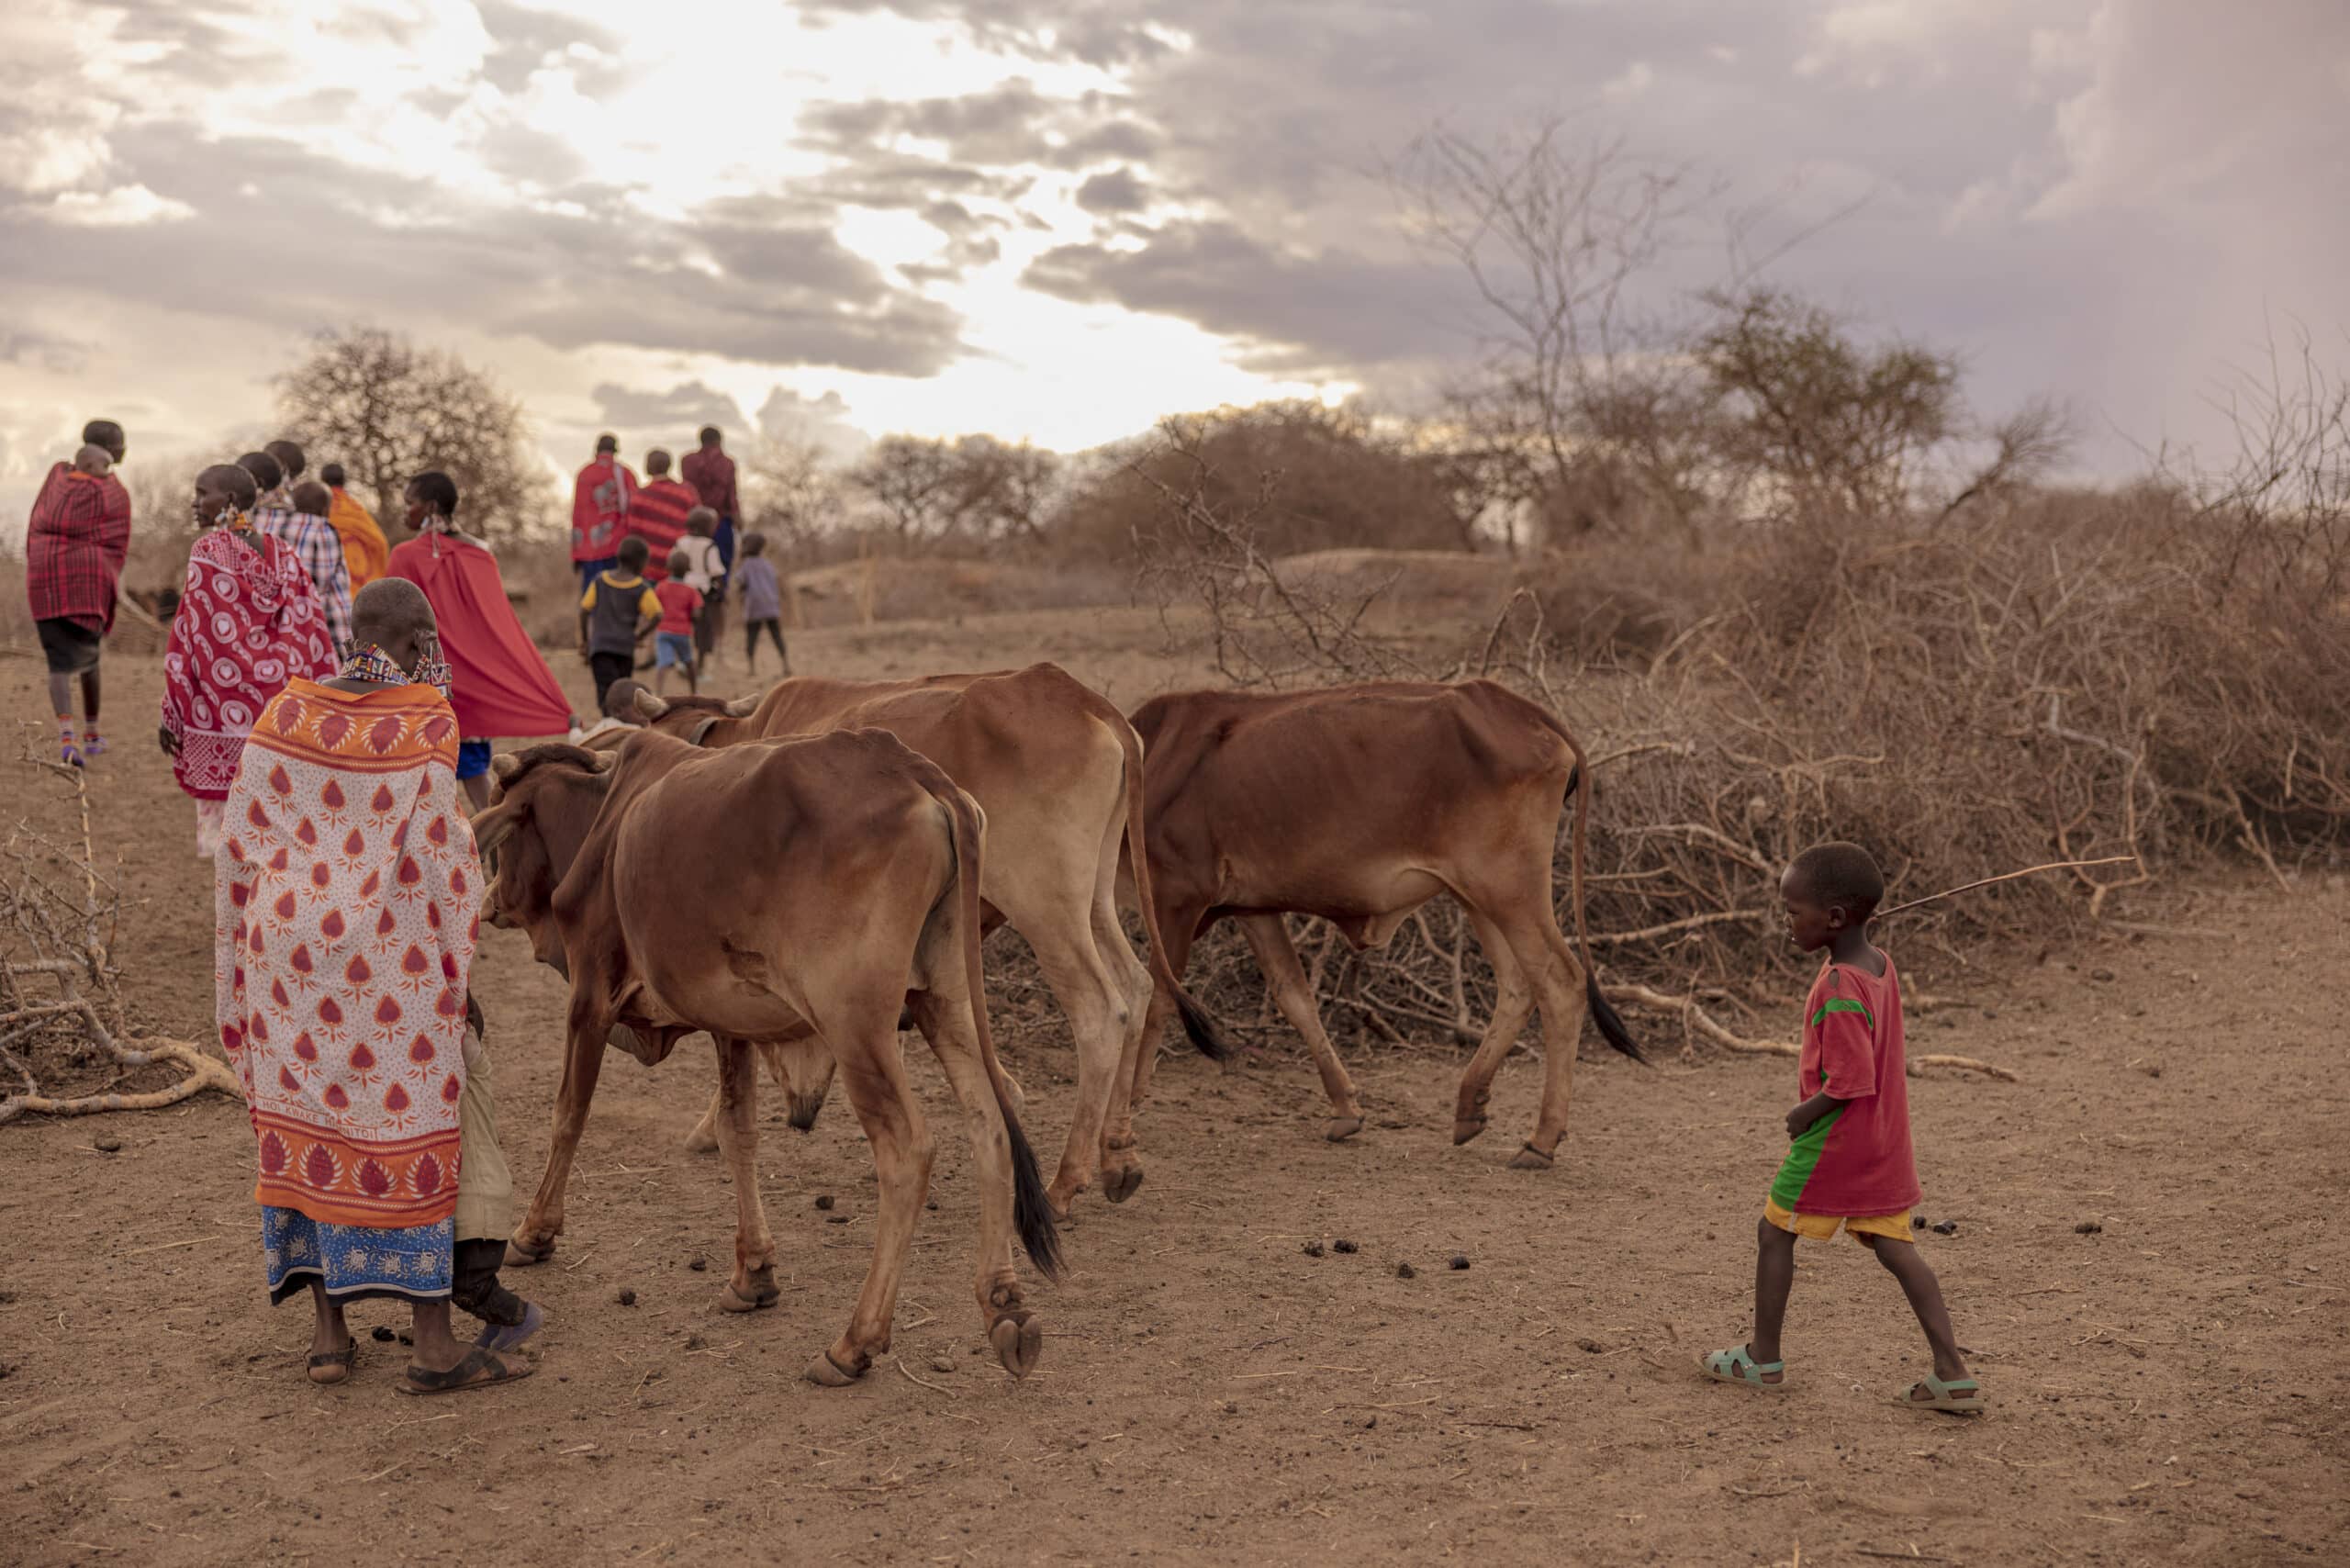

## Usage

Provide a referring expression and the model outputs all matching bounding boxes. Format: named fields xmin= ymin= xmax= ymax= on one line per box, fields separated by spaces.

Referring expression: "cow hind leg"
xmin=709 ymin=1035 xmax=781 ymax=1310
xmin=1103 ymin=902 xmax=1203 ymax=1204
xmin=1237 ymin=913 xmax=1364 ymax=1141
xmin=1450 ymin=908 xmax=1535 ymax=1148
xmin=806 ymin=1028 xmax=933 ymax=1387
xmin=1479 ymin=902 xmax=1592 ymax=1169
xmin=1023 ymin=919 xmax=1130 ymax=1218
xmin=507 ymin=1010 xmax=608 ymax=1268
xmin=907 ymin=990 xmax=1045 ymax=1380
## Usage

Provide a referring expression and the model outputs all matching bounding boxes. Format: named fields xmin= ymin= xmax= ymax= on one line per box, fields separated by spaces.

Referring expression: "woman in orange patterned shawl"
xmin=218 ymin=578 xmax=534 ymax=1394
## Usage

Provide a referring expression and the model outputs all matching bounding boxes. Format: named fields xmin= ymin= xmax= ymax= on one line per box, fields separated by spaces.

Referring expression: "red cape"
xmin=386 ymin=532 xmax=573 ymax=739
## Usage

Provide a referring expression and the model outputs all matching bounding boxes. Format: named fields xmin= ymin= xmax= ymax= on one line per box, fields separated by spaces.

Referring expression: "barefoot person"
xmin=385 ymin=471 xmax=574 ymax=809
xmin=217 ymin=578 xmax=537 ymax=1393
xmin=734 ymin=532 xmax=788 ymax=676
xmin=160 ymin=465 xmax=336 ymax=857
xmin=651 ymin=547 xmax=704 ymax=697
xmin=25 ymin=420 xmax=131 ymax=767
xmin=1701 ymin=842 xmax=1982 ymax=1415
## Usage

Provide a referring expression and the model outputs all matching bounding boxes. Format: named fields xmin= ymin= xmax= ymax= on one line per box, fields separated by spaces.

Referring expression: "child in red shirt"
xmin=652 ymin=549 xmax=704 ymax=697
xmin=1702 ymin=842 xmax=1982 ymax=1414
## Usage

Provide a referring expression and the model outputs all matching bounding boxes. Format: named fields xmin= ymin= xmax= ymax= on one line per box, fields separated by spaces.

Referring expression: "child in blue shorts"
xmin=653 ymin=549 xmax=704 ymax=696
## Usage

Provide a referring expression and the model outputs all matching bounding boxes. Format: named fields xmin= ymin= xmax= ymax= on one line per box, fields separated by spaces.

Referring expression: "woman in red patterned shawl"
xmin=159 ymin=465 xmax=336 ymax=857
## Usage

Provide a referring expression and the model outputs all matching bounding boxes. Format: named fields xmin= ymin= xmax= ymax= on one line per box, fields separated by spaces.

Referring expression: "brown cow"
xmin=1113 ymin=680 xmax=1642 ymax=1169
xmin=471 ymin=728 xmax=1060 ymax=1383
xmin=628 ymin=663 xmax=1231 ymax=1214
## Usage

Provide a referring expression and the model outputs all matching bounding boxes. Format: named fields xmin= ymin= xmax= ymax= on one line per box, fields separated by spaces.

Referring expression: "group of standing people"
xmin=22 ymin=419 xmax=569 ymax=1394
xmin=570 ymin=426 xmax=786 ymax=708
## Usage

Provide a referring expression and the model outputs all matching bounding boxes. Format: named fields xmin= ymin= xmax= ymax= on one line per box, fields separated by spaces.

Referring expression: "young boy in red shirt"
xmin=652 ymin=548 xmax=705 ymax=697
xmin=1702 ymin=841 xmax=1982 ymax=1415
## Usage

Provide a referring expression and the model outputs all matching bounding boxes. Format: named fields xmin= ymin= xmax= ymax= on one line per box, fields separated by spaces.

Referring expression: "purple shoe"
xmin=473 ymin=1301 xmax=544 ymax=1354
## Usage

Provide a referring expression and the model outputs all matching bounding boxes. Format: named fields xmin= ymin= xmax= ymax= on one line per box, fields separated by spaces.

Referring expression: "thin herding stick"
xmin=1875 ymin=856 xmax=2138 ymax=922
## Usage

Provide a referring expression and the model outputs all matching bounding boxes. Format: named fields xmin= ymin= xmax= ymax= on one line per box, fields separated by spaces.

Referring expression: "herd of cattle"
xmin=468 ymin=666 xmax=1642 ymax=1388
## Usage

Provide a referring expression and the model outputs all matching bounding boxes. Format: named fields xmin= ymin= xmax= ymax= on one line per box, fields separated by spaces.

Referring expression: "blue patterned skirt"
xmin=263 ymin=1205 xmax=453 ymax=1306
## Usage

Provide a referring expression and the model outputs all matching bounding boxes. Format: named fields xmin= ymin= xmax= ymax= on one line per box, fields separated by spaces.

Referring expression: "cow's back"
xmin=1132 ymin=681 xmax=1575 ymax=904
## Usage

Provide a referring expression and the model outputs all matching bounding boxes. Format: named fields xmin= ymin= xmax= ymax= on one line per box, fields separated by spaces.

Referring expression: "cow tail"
xmin=1539 ymin=704 xmax=1644 ymax=1066
xmin=944 ymin=784 xmax=1063 ymax=1280
xmin=1113 ymin=717 xmax=1234 ymax=1061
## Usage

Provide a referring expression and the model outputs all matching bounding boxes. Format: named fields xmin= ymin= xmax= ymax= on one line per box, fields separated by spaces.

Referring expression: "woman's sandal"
xmin=1700 ymin=1344 xmax=1787 ymax=1389
xmin=394 ymin=1347 xmax=534 ymax=1396
xmin=1903 ymin=1373 xmax=1985 ymax=1415
xmin=307 ymin=1338 xmax=358 ymax=1385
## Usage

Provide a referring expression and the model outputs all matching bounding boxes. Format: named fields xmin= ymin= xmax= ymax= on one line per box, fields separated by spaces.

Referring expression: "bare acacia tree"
xmin=2193 ymin=320 xmax=2350 ymax=601
xmin=742 ymin=433 xmax=851 ymax=559
xmin=845 ymin=433 xmax=1065 ymax=551
xmin=274 ymin=327 xmax=547 ymax=540
xmin=1391 ymin=118 xmax=1712 ymax=547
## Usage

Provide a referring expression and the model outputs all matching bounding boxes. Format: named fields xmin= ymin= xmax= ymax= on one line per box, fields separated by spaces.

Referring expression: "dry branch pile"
xmin=0 ymin=758 xmax=236 ymax=1126
xmin=1124 ymin=457 xmax=2350 ymax=1070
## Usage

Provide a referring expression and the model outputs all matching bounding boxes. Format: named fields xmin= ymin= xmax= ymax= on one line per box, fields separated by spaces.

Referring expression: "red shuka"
xmin=629 ymin=476 xmax=697 ymax=581
xmin=386 ymin=532 xmax=572 ymax=740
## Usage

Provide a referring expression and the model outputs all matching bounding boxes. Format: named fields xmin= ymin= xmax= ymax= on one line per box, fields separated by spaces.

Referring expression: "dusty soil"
xmin=2 ymin=615 xmax=2344 ymax=1567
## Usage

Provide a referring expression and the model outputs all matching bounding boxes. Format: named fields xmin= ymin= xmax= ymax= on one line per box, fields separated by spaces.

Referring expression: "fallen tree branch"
xmin=1875 ymin=857 xmax=2137 ymax=922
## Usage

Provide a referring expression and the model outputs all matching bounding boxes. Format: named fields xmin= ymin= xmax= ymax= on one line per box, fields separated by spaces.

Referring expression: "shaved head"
xmin=196 ymin=463 xmax=257 ymax=522
xmin=237 ymin=450 xmax=284 ymax=492
xmin=264 ymin=439 xmax=306 ymax=480
xmin=290 ymin=479 xmax=331 ymax=516
xmin=350 ymin=578 xmax=440 ymax=676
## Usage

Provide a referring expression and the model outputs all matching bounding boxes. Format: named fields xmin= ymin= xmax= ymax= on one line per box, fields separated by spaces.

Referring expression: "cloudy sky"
xmin=2 ymin=0 xmax=2343 ymax=522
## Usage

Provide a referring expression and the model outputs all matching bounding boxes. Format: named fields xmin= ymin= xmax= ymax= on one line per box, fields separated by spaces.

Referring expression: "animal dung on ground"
xmin=1332 ymin=1238 xmax=1359 ymax=1254
xmin=688 ymin=1254 xmax=708 ymax=1271
xmin=1448 ymin=1254 xmax=1472 ymax=1271
xmin=1395 ymin=1262 xmax=1416 ymax=1279
xmin=614 ymin=1287 xmax=637 ymax=1306
xmin=1930 ymin=1220 xmax=1959 ymax=1236
xmin=684 ymin=1333 xmax=706 ymax=1351
xmin=813 ymin=1194 xmax=834 ymax=1211
xmin=1302 ymin=1240 xmax=1326 ymax=1258
xmin=1911 ymin=1215 xmax=1928 ymax=1229
xmin=93 ymin=1134 xmax=123 ymax=1153
xmin=1576 ymin=1337 xmax=1606 ymax=1354
xmin=2075 ymin=1220 xmax=2103 ymax=1234
xmin=929 ymin=1356 xmax=956 ymax=1374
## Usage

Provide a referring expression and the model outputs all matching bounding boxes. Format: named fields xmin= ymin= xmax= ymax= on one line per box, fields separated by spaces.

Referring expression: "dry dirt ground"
xmin=2 ymin=612 xmax=2345 ymax=1567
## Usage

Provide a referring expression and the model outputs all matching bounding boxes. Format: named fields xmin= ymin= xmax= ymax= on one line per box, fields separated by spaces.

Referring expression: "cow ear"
xmin=723 ymin=694 xmax=759 ymax=717
xmin=686 ymin=718 xmax=721 ymax=746
xmin=469 ymin=801 xmax=522 ymax=858
xmin=587 ymin=746 xmax=618 ymax=772
xmin=632 ymin=689 xmax=670 ymax=720
xmin=489 ymin=752 xmax=521 ymax=783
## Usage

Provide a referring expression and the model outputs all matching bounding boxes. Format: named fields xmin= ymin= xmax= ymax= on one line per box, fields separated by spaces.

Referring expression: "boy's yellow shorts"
xmin=1763 ymin=1195 xmax=1913 ymax=1247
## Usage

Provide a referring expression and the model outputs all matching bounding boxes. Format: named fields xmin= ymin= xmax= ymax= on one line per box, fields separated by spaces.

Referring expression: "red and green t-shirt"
xmin=1769 ymin=957 xmax=1921 ymax=1216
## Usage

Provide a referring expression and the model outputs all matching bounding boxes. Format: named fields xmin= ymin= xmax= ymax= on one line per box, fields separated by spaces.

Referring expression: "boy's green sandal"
xmin=1903 ymin=1374 xmax=1985 ymax=1415
xmin=1700 ymin=1345 xmax=1786 ymax=1388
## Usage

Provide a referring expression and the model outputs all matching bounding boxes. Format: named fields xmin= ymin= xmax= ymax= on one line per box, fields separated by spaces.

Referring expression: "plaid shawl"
xmin=25 ymin=464 xmax=131 ymax=631
xmin=629 ymin=476 xmax=696 ymax=581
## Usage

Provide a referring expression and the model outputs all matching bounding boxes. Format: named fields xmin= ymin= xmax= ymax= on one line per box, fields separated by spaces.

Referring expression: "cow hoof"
xmin=720 ymin=1268 xmax=780 ymax=1313
xmin=804 ymin=1349 xmax=865 ymax=1387
xmin=990 ymin=1315 xmax=1045 ymax=1380
xmin=504 ymin=1237 xmax=556 ymax=1269
xmin=1451 ymin=1115 xmax=1488 ymax=1147
xmin=1508 ymin=1141 xmax=1556 ymax=1171
xmin=1100 ymin=1165 xmax=1145 ymax=1204
xmin=1325 ymin=1114 xmax=1365 ymax=1142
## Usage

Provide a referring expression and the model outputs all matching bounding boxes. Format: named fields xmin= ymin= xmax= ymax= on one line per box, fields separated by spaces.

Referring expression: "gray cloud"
xmin=589 ymin=381 xmax=750 ymax=438
xmin=1075 ymin=167 xmax=1147 ymax=215
xmin=0 ymin=330 xmax=89 ymax=375
xmin=1026 ymin=218 xmax=1460 ymax=374
xmin=0 ymin=126 xmax=967 ymax=375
